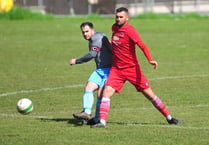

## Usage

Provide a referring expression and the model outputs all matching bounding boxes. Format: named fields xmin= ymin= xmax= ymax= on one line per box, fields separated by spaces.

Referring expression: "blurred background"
xmin=13 ymin=0 xmax=209 ymax=16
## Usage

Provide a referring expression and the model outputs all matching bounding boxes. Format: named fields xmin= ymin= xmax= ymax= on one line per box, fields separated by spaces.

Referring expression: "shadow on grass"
xmin=108 ymin=121 xmax=167 ymax=126
xmin=38 ymin=117 xmax=84 ymax=126
xmin=37 ymin=118 xmax=167 ymax=127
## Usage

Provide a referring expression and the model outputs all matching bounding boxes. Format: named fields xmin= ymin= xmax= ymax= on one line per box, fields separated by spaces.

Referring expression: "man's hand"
xmin=149 ymin=61 xmax=158 ymax=70
xmin=69 ymin=59 xmax=76 ymax=65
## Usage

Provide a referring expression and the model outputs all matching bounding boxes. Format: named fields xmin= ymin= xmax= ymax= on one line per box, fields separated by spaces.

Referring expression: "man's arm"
xmin=136 ymin=41 xmax=158 ymax=70
xmin=69 ymin=51 xmax=97 ymax=65
xmin=149 ymin=60 xmax=158 ymax=70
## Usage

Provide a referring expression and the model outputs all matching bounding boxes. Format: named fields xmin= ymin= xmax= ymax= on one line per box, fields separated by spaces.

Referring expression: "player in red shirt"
xmin=91 ymin=7 xmax=183 ymax=128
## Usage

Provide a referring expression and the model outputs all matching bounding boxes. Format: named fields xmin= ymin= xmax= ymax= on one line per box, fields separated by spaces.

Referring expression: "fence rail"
xmin=14 ymin=0 xmax=209 ymax=16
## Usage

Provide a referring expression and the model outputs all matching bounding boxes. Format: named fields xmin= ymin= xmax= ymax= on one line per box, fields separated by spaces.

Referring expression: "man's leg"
xmin=73 ymin=81 xmax=98 ymax=120
xmin=91 ymin=86 xmax=115 ymax=128
xmin=142 ymin=88 xmax=183 ymax=124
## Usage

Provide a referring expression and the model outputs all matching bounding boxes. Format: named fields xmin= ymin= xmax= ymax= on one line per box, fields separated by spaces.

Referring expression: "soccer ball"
xmin=17 ymin=98 xmax=34 ymax=115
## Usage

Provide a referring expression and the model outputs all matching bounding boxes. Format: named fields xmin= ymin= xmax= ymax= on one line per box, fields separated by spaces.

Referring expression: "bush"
xmin=135 ymin=12 xmax=208 ymax=19
xmin=1 ymin=6 xmax=208 ymax=20
xmin=0 ymin=6 xmax=55 ymax=20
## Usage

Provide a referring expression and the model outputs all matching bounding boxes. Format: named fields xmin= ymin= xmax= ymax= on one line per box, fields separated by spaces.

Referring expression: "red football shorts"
xmin=105 ymin=66 xmax=150 ymax=93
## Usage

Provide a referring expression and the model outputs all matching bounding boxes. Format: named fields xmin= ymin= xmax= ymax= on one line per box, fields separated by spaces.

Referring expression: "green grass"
xmin=0 ymin=6 xmax=55 ymax=20
xmin=1 ymin=14 xmax=209 ymax=144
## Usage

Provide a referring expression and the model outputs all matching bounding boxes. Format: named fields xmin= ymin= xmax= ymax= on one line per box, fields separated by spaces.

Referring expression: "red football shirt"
xmin=111 ymin=22 xmax=153 ymax=69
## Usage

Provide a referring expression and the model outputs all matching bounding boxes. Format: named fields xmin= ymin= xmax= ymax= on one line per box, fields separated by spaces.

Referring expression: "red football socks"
xmin=151 ymin=96 xmax=170 ymax=117
xmin=99 ymin=98 xmax=110 ymax=123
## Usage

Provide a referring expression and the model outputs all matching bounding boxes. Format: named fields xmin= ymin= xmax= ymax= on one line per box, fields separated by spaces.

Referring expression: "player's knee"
xmin=103 ymin=86 xmax=115 ymax=97
xmin=85 ymin=81 xmax=98 ymax=90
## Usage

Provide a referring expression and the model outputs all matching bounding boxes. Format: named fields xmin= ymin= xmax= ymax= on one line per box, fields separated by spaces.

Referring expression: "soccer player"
xmin=91 ymin=7 xmax=183 ymax=128
xmin=69 ymin=22 xmax=112 ymax=124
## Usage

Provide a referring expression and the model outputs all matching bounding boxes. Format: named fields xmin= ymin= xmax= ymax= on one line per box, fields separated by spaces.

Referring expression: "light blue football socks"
xmin=83 ymin=91 xmax=94 ymax=115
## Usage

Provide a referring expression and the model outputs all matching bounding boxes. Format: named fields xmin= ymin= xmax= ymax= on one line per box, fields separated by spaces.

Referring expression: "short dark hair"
xmin=80 ymin=22 xmax=94 ymax=29
xmin=116 ymin=7 xmax=128 ymax=13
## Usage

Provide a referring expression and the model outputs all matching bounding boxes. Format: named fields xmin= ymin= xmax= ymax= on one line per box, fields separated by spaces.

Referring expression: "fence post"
xmin=68 ymin=0 xmax=75 ymax=15
xmin=134 ymin=0 xmax=138 ymax=15
xmin=88 ymin=3 xmax=92 ymax=14
xmin=23 ymin=0 xmax=26 ymax=6
xmin=38 ymin=0 xmax=44 ymax=13
xmin=170 ymin=0 xmax=175 ymax=13
xmin=142 ymin=0 xmax=147 ymax=13
xmin=88 ymin=0 xmax=98 ymax=14
xmin=195 ymin=0 xmax=200 ymax=12
xmin=150 ymin=0 xmax=154 ymax=12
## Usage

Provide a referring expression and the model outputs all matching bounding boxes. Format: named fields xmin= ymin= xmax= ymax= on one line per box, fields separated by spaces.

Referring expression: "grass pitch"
xmin=0 ymin=17 xmax=209 ymax=145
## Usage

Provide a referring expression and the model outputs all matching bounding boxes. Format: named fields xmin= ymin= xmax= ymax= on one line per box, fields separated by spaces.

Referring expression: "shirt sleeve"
xmin=75 ymin=50 xmax=97 ymax=64
xmin=128 ymin=26 xmax=153 ymax=62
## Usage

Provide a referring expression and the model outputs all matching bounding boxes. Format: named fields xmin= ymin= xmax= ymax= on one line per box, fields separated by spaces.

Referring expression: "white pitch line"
xmin=1 ymin=74 xmax=209 ymax=97
xmin=0 ymin=84 xmax=84 ymax=97
xmin=149 ymin=73 xmax=209 ymax=80
xmin=124 ymin=123 xmax=209 ymax=130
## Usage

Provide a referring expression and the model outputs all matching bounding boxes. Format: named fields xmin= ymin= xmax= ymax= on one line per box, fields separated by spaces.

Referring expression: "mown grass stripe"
xmin=0 ymin=74 xmax=209 ymax=97
xmin=0 ymin=112 xmax=208 ymax=130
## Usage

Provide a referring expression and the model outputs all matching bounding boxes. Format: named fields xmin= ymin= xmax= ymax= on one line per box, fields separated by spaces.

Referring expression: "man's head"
xmin=80 ymin=22 xmax=95 ymax=40
xmin=115 ymin=7 xmax=129 ymax=26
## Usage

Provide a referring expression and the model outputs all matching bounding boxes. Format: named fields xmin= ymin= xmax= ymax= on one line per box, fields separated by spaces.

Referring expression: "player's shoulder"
xmin=124 ymin=23 xmax=138 ymax=35
xmin=125 ymin=23 xmax=136 ymax=30
xmin=92 ymin=32 xmax=106 ymax=40
xmin=94 ymin=32 xmax=105 ymax=37
xmin=112 ymin=23 xmax=135 ymax=32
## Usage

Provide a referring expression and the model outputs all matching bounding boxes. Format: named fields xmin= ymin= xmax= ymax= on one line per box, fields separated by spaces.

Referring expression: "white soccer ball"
xmin=17 ymin=98 xmax=33 ymax=115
